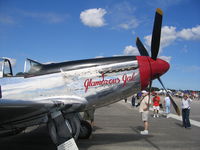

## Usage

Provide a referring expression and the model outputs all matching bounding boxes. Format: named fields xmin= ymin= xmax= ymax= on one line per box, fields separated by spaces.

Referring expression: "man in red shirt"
xmin=153 ymin=93 xmax=160 ymax=117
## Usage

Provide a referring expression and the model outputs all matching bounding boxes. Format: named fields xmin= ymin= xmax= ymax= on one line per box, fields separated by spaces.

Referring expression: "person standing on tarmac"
xmin=152 ymin=93 xmax=160 ymax=118
xmin=164 ymin=93 xmax=171 ymax=118
xmin=139 ymin=90 xmax=151 ymax=135
xmin=181 ymin=94 xmax=192 ymax=128
xmin=131 ymin=94 xmax=136 ymax=107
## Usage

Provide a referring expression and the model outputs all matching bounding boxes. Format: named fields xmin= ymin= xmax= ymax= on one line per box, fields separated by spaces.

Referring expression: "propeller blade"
xmin=151 ymin=8 xmax=163 ymax=60
xmin=157 ymin=77 xmax=181 ymax=116
xmin=136 ymin=37 xmax=149 ymax=56
xmin=148 ymin=80 xmax=152 ymax=110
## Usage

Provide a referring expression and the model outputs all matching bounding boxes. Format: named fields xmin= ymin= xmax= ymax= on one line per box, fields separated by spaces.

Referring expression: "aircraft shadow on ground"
xmin=78 ymin=125 xmax=154 ymax=149
xmin=131 ymin=126 xmax=161 ymax=150
xmin=0 ymin=126 xmax=55 ymax=150
xmin=0 ymin=125 xmax=156 ymax=150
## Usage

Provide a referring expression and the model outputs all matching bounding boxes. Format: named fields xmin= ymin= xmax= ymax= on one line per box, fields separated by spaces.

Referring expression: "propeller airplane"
xmin=0 ymin=8 xmax=180 ymax=149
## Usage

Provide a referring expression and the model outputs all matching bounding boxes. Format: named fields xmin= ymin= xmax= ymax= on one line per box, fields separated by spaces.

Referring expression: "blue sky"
xmin=0 ymin=0 xmax=200 ymax=90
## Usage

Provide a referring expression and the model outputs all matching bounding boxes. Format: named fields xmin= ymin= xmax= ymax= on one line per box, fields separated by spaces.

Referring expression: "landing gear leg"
xmin=65 ymin=113 xmax=81 ymax=140
xmin=47 ymin=112 xmax=92 ymax=149
xmin=47 ymin=111 xmax=73 ymax=146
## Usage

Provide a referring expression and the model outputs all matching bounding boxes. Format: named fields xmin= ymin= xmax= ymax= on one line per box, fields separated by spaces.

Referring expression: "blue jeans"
xmin=165 ymin=104 xmax=170 ymax=114
xmin=182 ymin=109 xmax=191 ymax=128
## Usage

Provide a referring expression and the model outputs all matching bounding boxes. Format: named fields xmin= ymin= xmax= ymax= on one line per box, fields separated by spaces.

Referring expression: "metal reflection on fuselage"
xmin=0 ymin=57 xmax=140 ymax=128
xmin=0 ymin=59 xmax=140 ymax=106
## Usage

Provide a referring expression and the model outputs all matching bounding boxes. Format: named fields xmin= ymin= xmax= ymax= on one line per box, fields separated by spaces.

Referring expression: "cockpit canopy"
xmin=0 ymin=58 xmax=13 ymax=78
xmin=24 ymin=58 xmax=42 ymax=74
xmin=0 ymin=58 xmax=44 ymax=78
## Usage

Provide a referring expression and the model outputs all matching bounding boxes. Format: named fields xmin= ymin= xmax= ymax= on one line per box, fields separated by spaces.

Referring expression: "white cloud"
xmin=144 ymin=25 xmax=200 ymax=53
xmin=118 ymin=18 xmax=139 ymax=30
xmin=80 ymin=8 xmax=107 ymax=27
xmin=144 ymin=26 xmax=177 ymax=52
xmin=122 ymin=45 xmax=171 ymax=63
xmin=177 ymin=26 xmax=200 ymax=40
xmin=160 ymin=26 xmax=177 ymax=48
xmin=158 ymin=56 xmax=171 ymax=63
xmin=123 ymin=45 xmax=140 ymax=55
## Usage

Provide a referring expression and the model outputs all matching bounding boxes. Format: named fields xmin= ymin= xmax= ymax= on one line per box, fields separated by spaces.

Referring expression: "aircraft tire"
xmin=78 ymin=120 xmax=92 ymax=139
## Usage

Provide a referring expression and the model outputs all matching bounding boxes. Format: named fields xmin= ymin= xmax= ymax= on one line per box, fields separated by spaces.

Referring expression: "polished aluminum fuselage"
xmin=0 ymin=56 xmax=141 ymax=131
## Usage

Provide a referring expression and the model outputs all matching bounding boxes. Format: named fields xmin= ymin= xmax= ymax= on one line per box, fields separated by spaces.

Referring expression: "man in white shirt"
xmin=181 ymin=94 xmax=192 ymax=128
xmin=139 ymin=90 xmax=151 ymax=135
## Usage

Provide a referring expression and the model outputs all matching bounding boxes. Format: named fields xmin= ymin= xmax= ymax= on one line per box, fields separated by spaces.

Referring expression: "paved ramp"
xmin=0 ymin=100 xmax=200 ymax=150
xmin=78 ymin=101 xmax=200 ymax=150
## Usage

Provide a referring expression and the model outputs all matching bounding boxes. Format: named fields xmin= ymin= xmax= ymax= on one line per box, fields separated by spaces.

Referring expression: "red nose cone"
xmin=137 ymin=56 xmax=170 ymax=90
xmin=150 ymin=58 xmax=170 ymax=80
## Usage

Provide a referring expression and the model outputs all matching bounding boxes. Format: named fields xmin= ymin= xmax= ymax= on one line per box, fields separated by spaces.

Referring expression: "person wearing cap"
xmin=181 ymin=94 xmax=192 ymax=128
xmin=139 ymin=90 xmax=151 ymax=135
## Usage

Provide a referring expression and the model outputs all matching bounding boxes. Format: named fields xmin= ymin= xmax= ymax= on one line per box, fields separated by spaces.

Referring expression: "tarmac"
xmin=0 ymin=96 xmax=200 ymax=150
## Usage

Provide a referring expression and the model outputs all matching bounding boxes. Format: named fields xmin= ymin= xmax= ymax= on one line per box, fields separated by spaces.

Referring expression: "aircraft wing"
xmin=0 ymin=95 xmax=87 ymax=128
xmin=33 ymin=95 xmax=88 ymax=113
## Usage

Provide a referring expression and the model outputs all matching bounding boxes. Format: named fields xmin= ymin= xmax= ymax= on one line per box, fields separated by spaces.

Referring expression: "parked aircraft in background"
xmin=0 ymin=8 xmax=180 ymax=149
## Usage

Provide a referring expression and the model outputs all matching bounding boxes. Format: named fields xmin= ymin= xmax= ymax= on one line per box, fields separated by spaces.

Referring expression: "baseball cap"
xmin=141 ymin=90 xmax=148 ymax=94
